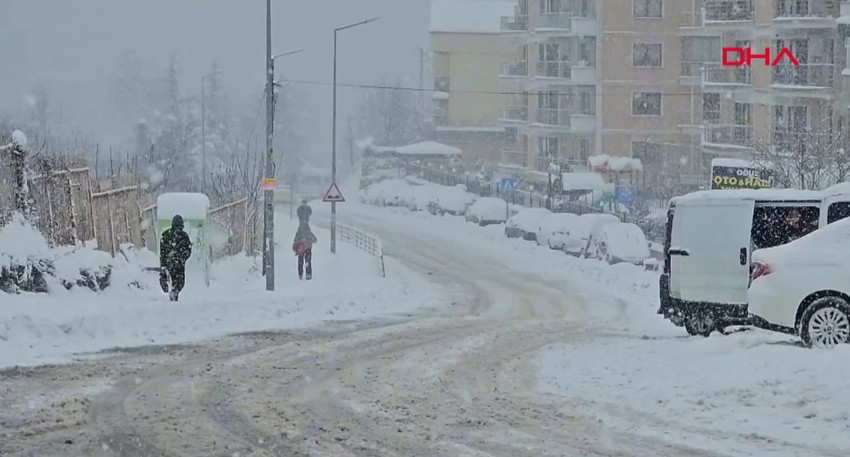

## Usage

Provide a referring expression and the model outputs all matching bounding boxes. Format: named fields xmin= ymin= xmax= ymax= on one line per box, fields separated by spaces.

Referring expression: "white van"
xmin=658 ymin=185 xmax=850 ymax=336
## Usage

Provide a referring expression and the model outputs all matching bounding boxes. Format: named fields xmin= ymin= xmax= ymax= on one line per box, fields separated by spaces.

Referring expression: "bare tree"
xmin=752 ymin=124 xmax=846 ymax=190
xmin=354 ymin=77 xmax=423 ymax=146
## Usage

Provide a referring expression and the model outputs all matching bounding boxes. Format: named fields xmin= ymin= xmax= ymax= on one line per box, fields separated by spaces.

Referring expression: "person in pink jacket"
xmin=292 ymin=224 xmax=318 ymax=280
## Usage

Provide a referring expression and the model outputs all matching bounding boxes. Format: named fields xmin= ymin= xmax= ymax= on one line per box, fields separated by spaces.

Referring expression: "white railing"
xmin=772 ymin=63 xmax=834 ymax=88
xmin=338 ymin=223 xmax=386 ymax=278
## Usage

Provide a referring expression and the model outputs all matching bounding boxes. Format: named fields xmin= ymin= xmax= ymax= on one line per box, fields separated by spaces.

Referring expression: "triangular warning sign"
xmin=322 ymin=183 xmax=345 ymax=202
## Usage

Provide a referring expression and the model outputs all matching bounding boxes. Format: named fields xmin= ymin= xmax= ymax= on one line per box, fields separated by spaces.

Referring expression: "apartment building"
xmin=429 ymin=0 xmax=517 ymax=164
xmin=498 ymin=0 xmax=704 ymax=187
xmin=691 ymin=0 xmax=849 ymax=166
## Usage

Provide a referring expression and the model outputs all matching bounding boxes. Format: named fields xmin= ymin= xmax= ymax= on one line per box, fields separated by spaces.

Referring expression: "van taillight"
xmin=750 ymin=262 xmax=773 ymax=282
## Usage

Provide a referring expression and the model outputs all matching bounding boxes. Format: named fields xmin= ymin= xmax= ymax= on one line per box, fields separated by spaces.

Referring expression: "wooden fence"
xmin=1 ymin=147 xmax=258 ymax=259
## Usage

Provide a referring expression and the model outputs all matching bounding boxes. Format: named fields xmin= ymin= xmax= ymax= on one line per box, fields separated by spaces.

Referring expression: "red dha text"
xmin=722 ymin=47 xmax=800 ymax=66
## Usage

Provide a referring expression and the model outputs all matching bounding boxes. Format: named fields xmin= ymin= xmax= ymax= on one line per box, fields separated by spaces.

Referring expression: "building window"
xmin=633 ymin=43 xmax=662 ymax=67
xmin=702 ymin=93 xmax=720 ymax=124
xmin=634 ymin=0 xmax=662 ymax=18
xmin=632 ymin=92 xmax=662 ymax=116
xmin=539 ymin=137 xmax=559 ymax=157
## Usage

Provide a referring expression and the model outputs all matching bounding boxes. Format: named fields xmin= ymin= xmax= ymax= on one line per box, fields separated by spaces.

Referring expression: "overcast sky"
xmin=0 ymin=0 xmax=430 ymax=159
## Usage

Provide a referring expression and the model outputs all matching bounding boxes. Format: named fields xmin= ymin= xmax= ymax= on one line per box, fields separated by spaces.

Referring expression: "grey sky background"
xmin=0 ymin=0 xmax=431 ymax=162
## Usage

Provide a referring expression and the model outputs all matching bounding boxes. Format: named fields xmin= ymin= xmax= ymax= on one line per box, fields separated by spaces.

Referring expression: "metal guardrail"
xmin=338 ymin=223 xmax=386 ymax=278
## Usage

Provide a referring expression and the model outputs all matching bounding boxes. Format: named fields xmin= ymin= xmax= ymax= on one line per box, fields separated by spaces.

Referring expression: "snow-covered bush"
xmin=0 ymin=214 xmax=158 ymax=294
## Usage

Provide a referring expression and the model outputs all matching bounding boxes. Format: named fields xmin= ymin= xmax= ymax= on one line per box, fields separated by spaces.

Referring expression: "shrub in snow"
xmin=0 ymin=214 xmax=125 ymax=294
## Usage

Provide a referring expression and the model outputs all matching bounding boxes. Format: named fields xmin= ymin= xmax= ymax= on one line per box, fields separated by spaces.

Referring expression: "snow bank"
xmin=0 ymin=213 xmax=448 ymax=368
xmin=537 ymin=333 xmax=850 ymax=454
xmin=467 ymin=197 xmax=507 ymax=222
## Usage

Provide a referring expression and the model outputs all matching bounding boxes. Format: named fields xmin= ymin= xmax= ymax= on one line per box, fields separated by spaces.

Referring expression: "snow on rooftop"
xmin=157 ymin=193 xmax=211 ymax=220
xmin=395 ymin=141 xmax=461 ymax=156
xmin=560 ymin=172 xmax=606 ymax=192
xmin=430 ymin=0 xmax=516 ymax=33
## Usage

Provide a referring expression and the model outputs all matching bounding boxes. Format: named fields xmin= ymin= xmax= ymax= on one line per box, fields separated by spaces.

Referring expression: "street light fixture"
xmin=201 ymin=69 xmax=223 ymax=194
xmin=330 ymin=16 xmax=380 ymax=254
xmin=270 ymin=48 xmax=304 ymax=222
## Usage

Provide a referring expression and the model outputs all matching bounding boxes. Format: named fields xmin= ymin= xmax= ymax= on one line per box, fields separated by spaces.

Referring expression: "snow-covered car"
xmin=584 ymin=217 xmax=622 ymax=258
xmin=465 ymin=197 xmax=507 ymax=226
xmin=594 ymin=223 xmax=650 ymax=265
xmin=430 ymin=185 xmax=475 ymax=216
xmin=573 ymin=214 xmax=621 ymax=257
xmin=749 ymin=217 xmax=850 ymax=347
xmin=505 ymin=208 xmax=551 ymax=240
xmin=547 ymin=214 xmax=581 ymax=251
xmin=536 ymin=213 xmax=580 ymax=249
xmin=404 ymin=185 xmax=432 ymax=211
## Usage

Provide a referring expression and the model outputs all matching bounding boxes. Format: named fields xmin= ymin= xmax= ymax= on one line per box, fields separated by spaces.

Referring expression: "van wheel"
xmin=800 ymin=297 xmax=850 ymax=348
xmin=684 ymin=311 xmax=716 ymax=337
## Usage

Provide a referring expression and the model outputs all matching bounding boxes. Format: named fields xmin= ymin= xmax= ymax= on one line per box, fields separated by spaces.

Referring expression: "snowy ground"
xmin=0 ymin=210 xmax=448 ymax=368
xmin=343 ymin=181 xmax=850 ymax=457
xmin=3 ymin=174 xmax=848 ymax=456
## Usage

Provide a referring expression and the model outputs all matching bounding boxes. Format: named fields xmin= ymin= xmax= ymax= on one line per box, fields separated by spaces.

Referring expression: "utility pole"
xmin=348 ymin=115 xmax=354 ymax=166
xmin=201 ymin=77 xmax=205 ymax=193
xmin=418 ymin=47 xmax=425 ymax=119
xmin=331 ymin=16 xmax=379 ymax=254
xmin=263 ymin=0 xmax=275 ymax=290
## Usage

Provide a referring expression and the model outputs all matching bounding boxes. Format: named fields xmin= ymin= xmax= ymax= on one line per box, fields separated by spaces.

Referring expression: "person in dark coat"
xmin=297 ymin=199 xmax=312 ymax=226
xmin=292 ymin=224 xmax=317 ymax=280
xmin=160 ymin=215 xmax=192 ymax=301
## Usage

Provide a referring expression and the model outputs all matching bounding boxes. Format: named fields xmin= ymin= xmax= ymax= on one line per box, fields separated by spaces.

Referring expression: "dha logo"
xmin=722 ymin=47 xmax=800 ymax=67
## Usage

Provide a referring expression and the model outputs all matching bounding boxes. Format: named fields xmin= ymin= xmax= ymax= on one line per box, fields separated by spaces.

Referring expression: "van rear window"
xmin=752 ymin=206 xmax=819 ymax=250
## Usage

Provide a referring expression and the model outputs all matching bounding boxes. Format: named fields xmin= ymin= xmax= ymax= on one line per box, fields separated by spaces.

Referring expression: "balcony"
xmin=535 ymin=108 xmax=571 ymax=131
xmin=500 ymin=105 xmax=528 ymax=123
xmin=537 ymin=61 xmax=571 ymax=79
xmin=500 ymin=61 xmax=528 ymax=78
xmin=703 ymin=124 xmax=754 ymax=149
xmin=539 ymin=13 xmax=572 ymax=30
xmin=501 ymin=150 xmax=529 ymax=168
xmin=773 ymin=0 xmax=836 ymax=28
xmin=534 ymin=61 xmax=596 ymax=85
xmin=702 ymin=66 xmax=752 ymax=89
xmin=681 ymin=61 xmax=721 ymax=85
xmin=703 ymin=0 xmax=755 ymax=24
xmin=501 ymin=15 xmax=528 ymax=31
xmin=772 ymin=63 xmax=835 ymax=90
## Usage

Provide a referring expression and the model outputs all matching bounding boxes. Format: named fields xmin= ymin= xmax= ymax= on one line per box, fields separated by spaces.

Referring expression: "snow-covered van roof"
xmin=671 ymin=189 xmax=823 ymax=205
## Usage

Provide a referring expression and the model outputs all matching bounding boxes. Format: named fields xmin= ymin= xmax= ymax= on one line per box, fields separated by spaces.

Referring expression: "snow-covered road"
xmin=1 ymin=197 xmax=846 ymax=456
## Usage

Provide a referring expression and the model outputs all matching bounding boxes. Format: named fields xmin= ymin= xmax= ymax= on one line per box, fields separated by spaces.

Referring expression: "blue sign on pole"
xmin=616 ymin=185 xmax=636 ymax=204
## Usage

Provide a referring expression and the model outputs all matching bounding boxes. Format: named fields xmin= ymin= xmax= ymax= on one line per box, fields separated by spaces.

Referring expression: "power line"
xmin=278 ymin=77 xmax=725 ymax=97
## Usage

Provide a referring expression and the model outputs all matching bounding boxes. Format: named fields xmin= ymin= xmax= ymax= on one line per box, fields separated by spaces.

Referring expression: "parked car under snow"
xmin=594 ymin=222 xmax=650 ymax=265
xmin=465 ymin=197 xmax=508 ymax=226
xmin=536 ymin=213 xmax=580 ymax=250
xmin=505 ymin=208 xmax=551 ymax=240
xmin=564 ymin=213 xmax=620 ymax=257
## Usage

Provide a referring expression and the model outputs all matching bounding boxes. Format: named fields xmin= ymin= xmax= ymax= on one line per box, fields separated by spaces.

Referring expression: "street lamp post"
xmin=331 ymin=16 xmax=379 ymax=254
xmin=270 ymin=49 xmax=303 ymax=224
xmin=201 ymin=69 xmax=222 ymax=194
